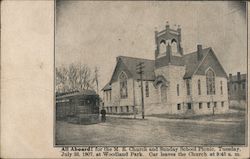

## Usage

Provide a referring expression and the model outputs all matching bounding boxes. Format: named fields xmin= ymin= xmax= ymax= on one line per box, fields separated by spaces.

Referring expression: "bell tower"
xmin=154 ymin=22 xmax=183 ymax=64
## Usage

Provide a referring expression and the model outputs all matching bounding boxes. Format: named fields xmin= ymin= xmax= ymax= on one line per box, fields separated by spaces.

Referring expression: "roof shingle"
xmin=183 ymin=47 xmax=211 ymax=78
xmin=117 ymin=56 xmax=155 ymax=81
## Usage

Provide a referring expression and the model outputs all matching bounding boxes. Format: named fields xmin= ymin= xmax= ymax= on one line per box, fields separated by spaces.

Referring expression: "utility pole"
xmin=136 ymin=62 xmax=145 ymax=119
xmin=211 ymin=94 xmax=214 ymax=115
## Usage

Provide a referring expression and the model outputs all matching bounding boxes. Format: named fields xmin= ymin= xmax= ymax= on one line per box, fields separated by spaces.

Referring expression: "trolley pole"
xmin=136 ymin=62 xmax=145 ymax=119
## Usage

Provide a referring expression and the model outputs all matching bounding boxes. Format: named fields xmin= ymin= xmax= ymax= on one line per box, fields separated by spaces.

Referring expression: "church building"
xmin=102 ymin=22 xmax=229 ymax=116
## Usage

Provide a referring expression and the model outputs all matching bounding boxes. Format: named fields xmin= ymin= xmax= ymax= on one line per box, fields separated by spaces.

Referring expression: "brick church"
xmin=102 ymin=22 xmax=229 ymax=116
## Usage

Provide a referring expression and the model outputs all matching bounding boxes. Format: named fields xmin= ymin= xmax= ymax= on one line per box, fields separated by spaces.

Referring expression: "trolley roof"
xmin=56 ymin=90 xmax=97 ymax=100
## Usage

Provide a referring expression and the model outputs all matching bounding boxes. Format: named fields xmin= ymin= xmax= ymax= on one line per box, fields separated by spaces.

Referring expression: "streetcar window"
xmin=80 ymin=101 xmax=85 ymax=105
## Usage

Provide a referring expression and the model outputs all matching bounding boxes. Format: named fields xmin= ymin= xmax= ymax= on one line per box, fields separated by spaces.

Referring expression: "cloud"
xmin=56 ymin=1 xmax=247 ymax=90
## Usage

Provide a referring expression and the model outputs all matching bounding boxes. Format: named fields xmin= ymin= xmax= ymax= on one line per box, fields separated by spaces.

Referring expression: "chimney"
xmin=237 ymin=72 xmax=241 ymax=81
xmin=229 ymin=73 xmax=232 ymax=81
xmin=197 ymin=44 xmax=203 ymax=60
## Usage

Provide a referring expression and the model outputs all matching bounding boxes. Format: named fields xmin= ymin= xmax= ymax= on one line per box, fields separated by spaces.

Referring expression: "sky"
xmin=56 ymin=1 xmax=247 ymax=92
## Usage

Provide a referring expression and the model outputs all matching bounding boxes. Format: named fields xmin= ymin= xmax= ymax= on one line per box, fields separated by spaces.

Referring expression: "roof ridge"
xmin=183 ymin=47 xmax=211 ymax=56
xmin=118 ymin=55 xmax=154 ymax=61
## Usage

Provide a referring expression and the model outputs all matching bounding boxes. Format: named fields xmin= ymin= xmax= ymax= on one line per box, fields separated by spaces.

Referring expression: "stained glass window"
xmin=206 ymin=69 xmax=215 ymax=95
xmin=119 ymin=72 xmax=128 ymax=99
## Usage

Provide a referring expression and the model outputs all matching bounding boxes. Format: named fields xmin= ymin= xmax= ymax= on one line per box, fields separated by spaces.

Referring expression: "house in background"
xmin=228 ymin=72 xmax=247 ymax=106
xmin=102 ymin=22 xmax=229 ymax=116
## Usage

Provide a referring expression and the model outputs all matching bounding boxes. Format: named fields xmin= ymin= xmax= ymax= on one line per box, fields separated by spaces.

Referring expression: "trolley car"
xmin=56 ymin=90 xmax=100 ymax=124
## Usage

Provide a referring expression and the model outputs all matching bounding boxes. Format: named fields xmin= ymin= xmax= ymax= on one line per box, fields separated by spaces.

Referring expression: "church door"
xmin=160 ymin=85 xmax=167 ymax=103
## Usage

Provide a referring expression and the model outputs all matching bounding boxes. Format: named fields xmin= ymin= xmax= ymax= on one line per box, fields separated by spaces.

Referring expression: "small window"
xmin=187 ymin=103 xmax=192 ymax=109
xmin=220 ymin=81 xmax=223 ymax=95
xmin=106 ymin=92 xmax=108 ymax=102
xmin=177 ymin=104 xmax=181 ymax=110
xmin=159 ymin=40 xmax=166 ymax=54
xmin=171 ymin=39 xmax=178 ymax=54
xmin=199 ymin=103 xmax=202 ymax=109
xmin=207 ymin=102 xmax=210 ymax=108
xmin=177 ymin=84 xmax=180 ymax=96
xmin=126 ymin=106 xmax=129 ymax=112
xmin=110 ymin=107 xmax=113 ymax=113
xmin=234 ymin=84 xmax=237 ymax=91
xmin=120 ymin=106 xmax=123 ymax=113
xmin=110 ymin=91 xmax=112 ymax=101
xmin=242 ymin=83 xmax=245 ymax=90
xmin=145 ymin=81 xmax=149 ymax=97
xmin=198 ymin=80 xmax=201 ymax=95
xmin=221 ymin=102 xmax=224 ymax=107
xmin=186 ymin=80 xmax=191 ymax=95
xmin=214 ymin=102 xmax=217 ymax=107
xmin=115 ymin=107 xmax=118 ymax=112
xmin=80 ymin=100 xmax=85 ymax=106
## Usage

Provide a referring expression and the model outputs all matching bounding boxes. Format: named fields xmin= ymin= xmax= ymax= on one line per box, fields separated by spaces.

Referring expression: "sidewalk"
xmin=106 ymin=111 xmax=243 ymax=125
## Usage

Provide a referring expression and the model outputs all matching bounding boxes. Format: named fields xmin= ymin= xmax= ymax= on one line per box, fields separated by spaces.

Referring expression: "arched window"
xmin=171 ymin=39 xmax=178 ymax=54
xmin=206 ymin=69 xmax=215 ymax=95
xmin=119 ymin=72 xmax=128 ymax=98
xmin=198 ymin=79 xmax=201 ymax=95
xmin=159 ymin=40 xmax=166 ymax=54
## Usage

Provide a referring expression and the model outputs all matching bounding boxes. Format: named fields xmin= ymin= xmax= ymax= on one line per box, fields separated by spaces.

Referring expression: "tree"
xmin=56 ymin=66 xmax=68 ymax=92
xmin=55 ymin=63 xmax=96 ymax=93
xmin=93 ymin=66 xmax=99 ymax=94
xmin=77 ymin=64 xmax=93 ymax=91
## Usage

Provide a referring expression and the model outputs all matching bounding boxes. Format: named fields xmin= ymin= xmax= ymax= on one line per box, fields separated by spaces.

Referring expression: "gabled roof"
xmin=183 ymin=47 xmax=211 ymax=78
xmin=183 ymin=47 xmax=228 ymax=79
xmin=102 ymin=47 xmax=227 ymax=90
xmin=102 ymin=56 xmax=155 ymax=91
xmin=117 ymin=56 xmax=155 ymax=81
